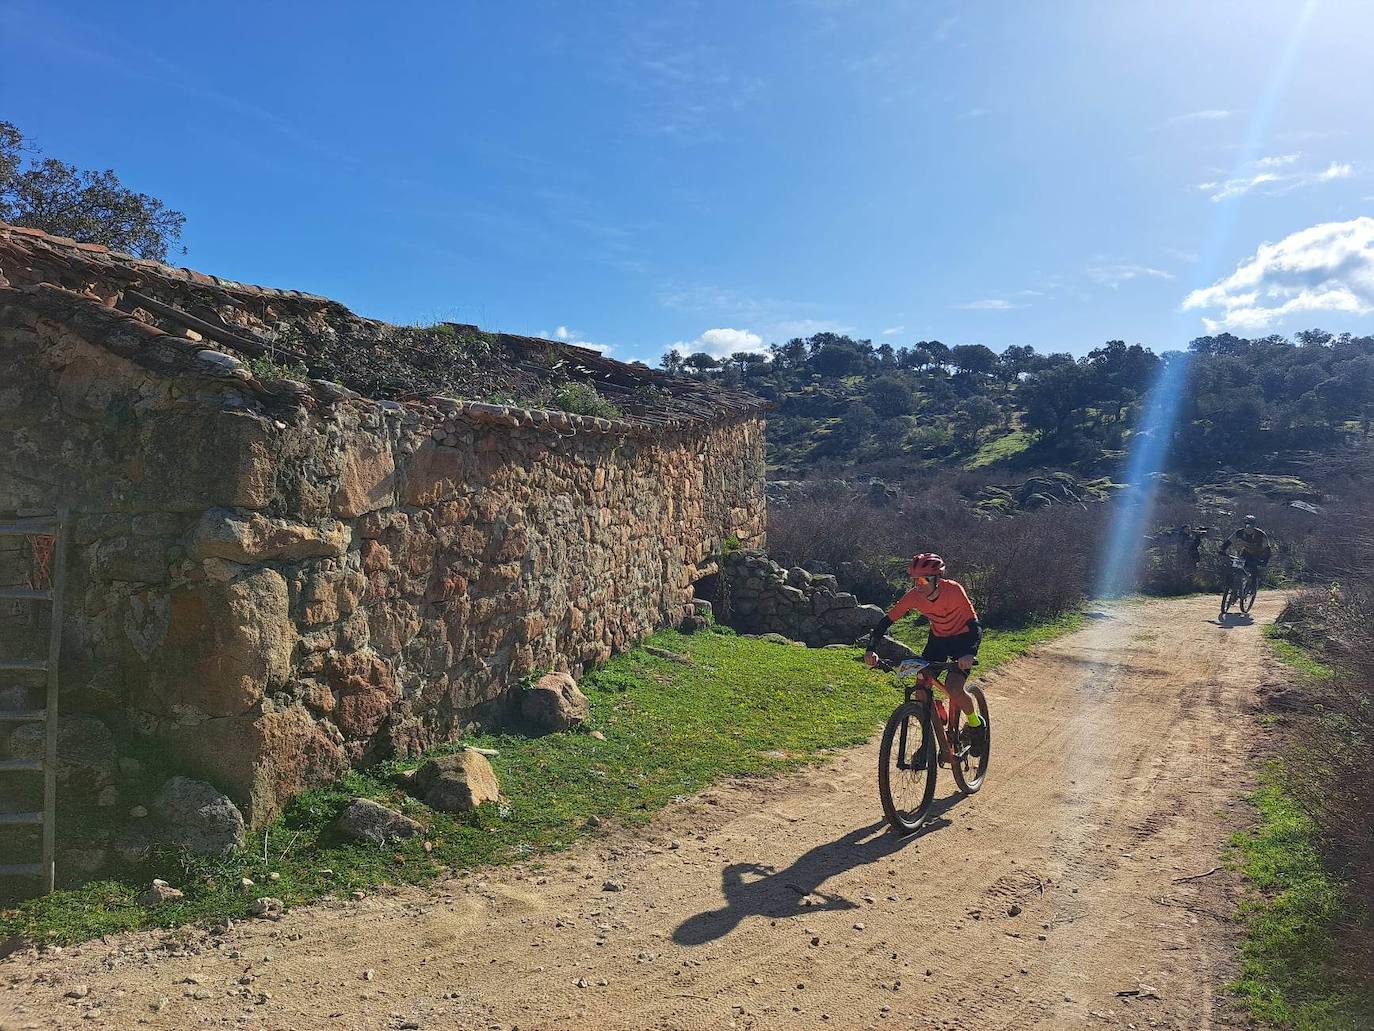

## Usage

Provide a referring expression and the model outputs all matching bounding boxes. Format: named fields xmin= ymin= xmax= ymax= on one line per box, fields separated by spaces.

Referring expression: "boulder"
xmin=414 ymin=750 xmax=500 ymax=813
xmin=144 ymin=568 xmax=294 ymax=718
xmin=521 ymin=672 xmax=589 ymax=731
xmin=158 ymin=702 xmax=348 ymax=827
xmin=334 ymin=798 xmax=425 ymax=844
xmin=147 ymin=776 xmax=246 ymax=857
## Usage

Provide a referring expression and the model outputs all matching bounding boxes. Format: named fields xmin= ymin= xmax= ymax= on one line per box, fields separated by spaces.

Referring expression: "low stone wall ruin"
xmin=712 ymin=549 xmax=885 ymax=646
xmin=0 ymin=286 xmax=766 ymax=828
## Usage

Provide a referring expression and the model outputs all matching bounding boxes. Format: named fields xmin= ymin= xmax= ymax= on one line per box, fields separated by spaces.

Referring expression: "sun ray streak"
xmin=1095 ymin=355 xmax=1194 ymax=598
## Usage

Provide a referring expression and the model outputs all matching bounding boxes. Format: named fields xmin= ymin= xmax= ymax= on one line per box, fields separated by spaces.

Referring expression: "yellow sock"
xmin=966 ymin=709 xmax=983 ymax=728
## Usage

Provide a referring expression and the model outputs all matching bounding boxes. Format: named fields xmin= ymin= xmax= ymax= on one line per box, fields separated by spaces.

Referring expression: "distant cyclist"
xmin=864 ymin=553 xmax=985 ymax=763
xmin=1220 ymin=515 xmax=1273 ymax=593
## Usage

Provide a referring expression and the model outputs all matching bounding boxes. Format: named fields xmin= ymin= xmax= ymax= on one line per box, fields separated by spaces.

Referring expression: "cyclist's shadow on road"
xmin=672 ymin=801 xmax=956 ymax=947
xmin=1211 ymin=612 xmax=1255 ymax=628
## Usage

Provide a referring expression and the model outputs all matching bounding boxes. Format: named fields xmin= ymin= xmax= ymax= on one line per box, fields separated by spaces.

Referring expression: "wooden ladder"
xmin=0 ymin=511 xmax=68 ymax=895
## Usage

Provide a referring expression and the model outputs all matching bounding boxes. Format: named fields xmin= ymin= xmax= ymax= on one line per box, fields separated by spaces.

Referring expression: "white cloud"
xmin=1197 ymin=156 xmax=1354 ymax=202
xmin=955 ymin=298 xmax=1020 ymax=310
xmin=769 ymin=318 xmax=853 ymax=337
xmin=1182 ymin=216 xmax=1374 ymax=332
xmin=670 ymin=327 xmax=768 ymax=358
xmin=1087 ymin=264 xmax=1176 ymax=288
xmin=538 ymin=325 xmax=613 ymax=355
xmin=881 ymin=325 xmax=905 ymax=336
xmin=1168 ymin=109 xmax=1232 ymax=124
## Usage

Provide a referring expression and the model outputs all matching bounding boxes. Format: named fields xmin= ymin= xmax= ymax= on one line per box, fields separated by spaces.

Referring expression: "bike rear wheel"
xmin=878 ymin=701 xmax=936 ymax=834
xmin=1220 ymin=585 xmax=1234 ymax=615
xmin=950 ymin=685 xmax=991 ymax=794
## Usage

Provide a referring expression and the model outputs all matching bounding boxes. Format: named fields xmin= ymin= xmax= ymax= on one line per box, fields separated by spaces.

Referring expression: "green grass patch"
xmin=890 ymin=609 xmax=1084 ymax=663
xmin=1264 ymin=624 xmax=1336 ymax=681
xmin=964 ymin=429 xmax=1032 ymax=469
xmin=1226 ymin=630 xmax=1374 ymax=1028
xmin=1229 ymin=767 xmax=1372 ymax=1029
xmin=3 ymin=617 xmax=1082 ymax=946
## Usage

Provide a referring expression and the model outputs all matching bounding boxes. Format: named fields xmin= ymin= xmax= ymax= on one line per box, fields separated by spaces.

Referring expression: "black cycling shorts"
xmin=922 ymin=629 xmax=981 ymax=663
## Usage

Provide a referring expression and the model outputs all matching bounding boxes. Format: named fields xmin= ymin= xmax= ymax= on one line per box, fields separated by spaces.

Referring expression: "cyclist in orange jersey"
xmin=864 ymin=553 xmax=986 ymax=761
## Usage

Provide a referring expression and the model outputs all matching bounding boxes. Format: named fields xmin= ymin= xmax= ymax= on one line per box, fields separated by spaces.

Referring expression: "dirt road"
xmin=1 ymin=593 xmax=1283 ymax=1030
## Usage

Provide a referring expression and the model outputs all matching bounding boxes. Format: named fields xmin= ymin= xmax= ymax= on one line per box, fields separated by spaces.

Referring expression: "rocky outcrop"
xmin=521 ymin=672 xmax=590 ymax=732
xmin=715 ymin=549 xmax=886 ymax=646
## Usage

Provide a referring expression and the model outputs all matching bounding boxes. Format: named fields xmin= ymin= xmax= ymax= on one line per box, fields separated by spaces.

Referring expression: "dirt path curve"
xmin=1 ymin=593 xmax=1284 ymax=1030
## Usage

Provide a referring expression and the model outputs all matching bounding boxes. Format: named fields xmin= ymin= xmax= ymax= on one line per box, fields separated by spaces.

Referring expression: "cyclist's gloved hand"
xmin=864 ymin=651 xmax=879 ymax=668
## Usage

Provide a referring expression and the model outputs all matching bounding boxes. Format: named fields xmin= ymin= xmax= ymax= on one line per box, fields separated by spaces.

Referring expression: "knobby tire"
xmin=878 ymin=701 xmax=936 ymax=834
xmin=950 ymin=685 xmax=991 ymax=795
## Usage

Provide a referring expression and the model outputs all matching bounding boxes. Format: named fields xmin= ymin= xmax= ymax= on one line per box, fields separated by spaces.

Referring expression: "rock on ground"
xmin=414 ymin=750 xmax=500 ymax=813
xmin=138 ymin=879 xmax=184 ymax=907
xmin=147 ymin=776 xmax=246 ymax=857
xmin=333 ymin=797 xmax=425 ymax=844
xmin=521 ymin=672 xmax=589 ymax=731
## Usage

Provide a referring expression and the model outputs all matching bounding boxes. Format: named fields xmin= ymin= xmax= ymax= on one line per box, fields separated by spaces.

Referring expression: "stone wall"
xmin=713 ymin=549 xmax=885 ymax=646
xmin=0 ymin=288 xmax=766 ymax=825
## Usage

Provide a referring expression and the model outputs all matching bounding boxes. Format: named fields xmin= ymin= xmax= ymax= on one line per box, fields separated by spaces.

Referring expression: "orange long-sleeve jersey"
xmin=887 ymin=578 xmax=979 ymax=637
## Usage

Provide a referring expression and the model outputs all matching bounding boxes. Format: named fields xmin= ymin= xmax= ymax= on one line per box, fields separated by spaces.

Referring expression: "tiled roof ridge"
xmin=2 ymin=281 xmax=764 ymax=436
xmin=0 ymin=220 xmax=766 ymax=424
xmin=0 ymin=220 xmax=336 ymax=304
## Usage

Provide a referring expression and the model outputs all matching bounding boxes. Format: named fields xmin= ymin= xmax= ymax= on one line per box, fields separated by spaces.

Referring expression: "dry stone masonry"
xmin=0 ymin=222 xmax=766 ymax=845
xmin=714 ymin=549 xmax=886 ymax=646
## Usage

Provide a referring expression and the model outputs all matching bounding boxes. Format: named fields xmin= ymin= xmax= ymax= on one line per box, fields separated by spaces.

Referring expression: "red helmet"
xmin=909 ymin=552 xmax=946 ymax=576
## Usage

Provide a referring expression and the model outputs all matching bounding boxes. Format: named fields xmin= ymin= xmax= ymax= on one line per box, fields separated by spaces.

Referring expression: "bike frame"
xmin=892 ymin=662 xmax=961 ymax=769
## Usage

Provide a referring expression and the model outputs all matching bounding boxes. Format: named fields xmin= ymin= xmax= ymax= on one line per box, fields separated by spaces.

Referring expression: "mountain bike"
xmin=874 ymin=657 xmax=991 ymax=834
xmin=1219 ymin=554 xmax=1258 ymax=617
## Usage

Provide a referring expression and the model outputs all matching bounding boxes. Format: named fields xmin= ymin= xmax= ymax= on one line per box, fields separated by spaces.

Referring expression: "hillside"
xmin=665 ymin=330 xmax=1374 ymax=486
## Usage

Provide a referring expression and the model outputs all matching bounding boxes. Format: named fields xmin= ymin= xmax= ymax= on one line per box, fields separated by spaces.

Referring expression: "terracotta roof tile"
xmin=0 ymin=219 xmax=767 ymax=427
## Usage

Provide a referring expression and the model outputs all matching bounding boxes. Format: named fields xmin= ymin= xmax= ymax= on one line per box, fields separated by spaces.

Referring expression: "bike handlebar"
xmin=872 ymin=657 xmax=978 ymax=674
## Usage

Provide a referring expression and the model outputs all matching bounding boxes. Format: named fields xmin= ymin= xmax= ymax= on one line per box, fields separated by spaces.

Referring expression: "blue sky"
xmin=4 ymin=0 xmax=1373 ymax=363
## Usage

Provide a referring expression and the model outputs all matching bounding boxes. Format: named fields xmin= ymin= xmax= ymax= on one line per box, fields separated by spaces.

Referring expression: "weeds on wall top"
xmin=545 ymin=382 xmax=623 ymax=420
xmin=247 ymin=353 xmax=310 ymax=382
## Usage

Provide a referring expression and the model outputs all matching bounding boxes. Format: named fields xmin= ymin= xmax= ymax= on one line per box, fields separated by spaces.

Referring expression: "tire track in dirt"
xmin=0 ymin=593 xmax=1281 ymax=1030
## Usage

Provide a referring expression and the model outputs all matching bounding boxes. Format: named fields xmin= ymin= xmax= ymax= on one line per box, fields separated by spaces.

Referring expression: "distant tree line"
xmin=664 ymin=328 xmax=1374 ymax=474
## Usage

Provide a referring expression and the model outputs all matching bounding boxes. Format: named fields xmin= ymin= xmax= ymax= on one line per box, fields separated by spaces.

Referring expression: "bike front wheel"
xmin=878 ymin=701 xmax=937 ymax=834
xmin=950 ymin=685 xmax=991 ymax=795
xmin=1240 ymin=579 xmax=1258 ymax=614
